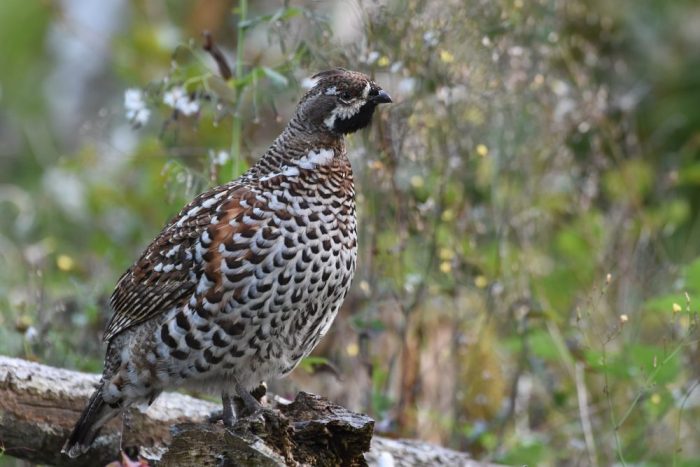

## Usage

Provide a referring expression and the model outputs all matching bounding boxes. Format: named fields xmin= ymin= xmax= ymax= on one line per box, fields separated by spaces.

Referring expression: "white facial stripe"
xmin=325 ymin=86 xmax=338 ymax=95
xmin=324 ymin=99 xmax=365 ymax=130
xmin=362 ymin=82 xmax=371 ymax=98
xmin=324 ymin=113 xmax=336 ymax=130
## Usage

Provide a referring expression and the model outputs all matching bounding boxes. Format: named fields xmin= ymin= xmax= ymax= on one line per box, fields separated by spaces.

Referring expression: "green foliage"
xmin=1 ymin=0 xmax=700 ymax=465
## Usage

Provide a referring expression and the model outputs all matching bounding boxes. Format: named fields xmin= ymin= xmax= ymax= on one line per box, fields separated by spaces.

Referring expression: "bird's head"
xmin=297 ymin=68 xmax=392 ymax=135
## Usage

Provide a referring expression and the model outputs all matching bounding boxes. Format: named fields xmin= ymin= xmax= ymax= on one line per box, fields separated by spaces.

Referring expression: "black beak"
xmin=372 ymin=89 xmax=392 ymax=104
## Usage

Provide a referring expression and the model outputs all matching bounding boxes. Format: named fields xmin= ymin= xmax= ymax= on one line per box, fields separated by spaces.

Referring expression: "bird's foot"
xmin=207 ymin=408 xmax=224 ymax=424
xmin=235 ymin=381 xmax=265 ymax=417
xmin=216 ymin=382 xmax=270 ymax=428
xmin=232 ymin=405 xmax=282 ymax=435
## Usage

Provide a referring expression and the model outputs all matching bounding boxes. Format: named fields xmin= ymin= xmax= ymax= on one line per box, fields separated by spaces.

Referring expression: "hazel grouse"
xmin=62 ymin=68 xmax=391 ymax=458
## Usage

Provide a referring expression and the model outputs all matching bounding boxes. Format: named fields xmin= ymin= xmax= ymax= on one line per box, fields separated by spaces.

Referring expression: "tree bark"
xmin=0 ymin=356 xmax=492 ymax=466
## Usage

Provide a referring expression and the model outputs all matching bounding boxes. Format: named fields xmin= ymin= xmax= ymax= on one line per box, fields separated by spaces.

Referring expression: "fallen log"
xmin=0 ymin=355 xmax=490 ymax=466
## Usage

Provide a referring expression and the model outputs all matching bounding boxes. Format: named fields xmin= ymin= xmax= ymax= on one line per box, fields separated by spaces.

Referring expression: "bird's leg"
xmin=251 ymin=382 xmax=267 ymax=404
xmin=221 ymin=391 xmax=236 ymax=428
xmin=235 ymin=379 xmax=262 ymax=416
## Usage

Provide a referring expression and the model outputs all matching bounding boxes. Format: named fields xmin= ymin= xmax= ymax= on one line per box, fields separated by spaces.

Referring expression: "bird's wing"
xmin=103 ymin=182 xmax=255 ymax=342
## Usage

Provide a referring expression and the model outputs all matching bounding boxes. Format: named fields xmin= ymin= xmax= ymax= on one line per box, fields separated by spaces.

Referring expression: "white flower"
xmin=163 ymin=86 xmax=199 ymax=116
xmin=423 ymin=31 xmax=439 ymax=47
xmin=25 ymin=326 xmax=38 ymax=343
xmin=366 ymin=51 xmax=380 ymax=64
xmin=124 ymin=88 xmax=150 ymax=126
xmin=390 ymin=61 xmax=403 ymax=73
xmin=209 ymin=149 xmax=230 ymax=166
xmin=398 ymin=77 xmax=416 ymax=95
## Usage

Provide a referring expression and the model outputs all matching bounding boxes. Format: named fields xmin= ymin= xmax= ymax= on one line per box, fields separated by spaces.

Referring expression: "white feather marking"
xmin=201 ymin=230 xmax=211 ymax=244
xmin=314 ymin=148 xmax=335 ymax=164
xmin=169 ymin=318 xmax=185 ymax=338
xmin=324 ymin=113 xmax=336 ymax=130
xmin=284 ymin=166 xmax=300 ymax=176
xmin=154 ymin=263 xmax=164 ymax=272
xmin=105 ymin=381 xmax=120 ymax=400
xmin=163 ymin=264 xmax=174 ymax=273
xmin=165 ymin=244 xmax=181 ymax=258
xmin=299 ymin=148 xmax=335 ymax=169
xmin=325 ymin=86 xmax=337 ymax=95
xmin=201 ymin=197 xmax=217 ymax=209
xmin=260 ymin=165 xmax=300 ymax=181
xmin=324 ymin=97 xmax=364 ymax=129
xmin=269 ymin=198 xmax=286 ymax=210
xmin=196 ymin=273 xmax=214 ymax=294
xmin=190 ymin=308 xmax=208 ymax=327
xmin=195 ymin=242 xmax=205 ymax=262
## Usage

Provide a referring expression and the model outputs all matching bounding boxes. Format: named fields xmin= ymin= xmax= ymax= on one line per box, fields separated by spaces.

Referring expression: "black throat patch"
xmin=333 ymin=102 xmax=378 ymax=134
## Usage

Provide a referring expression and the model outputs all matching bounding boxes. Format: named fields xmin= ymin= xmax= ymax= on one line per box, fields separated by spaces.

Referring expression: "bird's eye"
xmin=339 ymin=91 xmax=352 ymax=101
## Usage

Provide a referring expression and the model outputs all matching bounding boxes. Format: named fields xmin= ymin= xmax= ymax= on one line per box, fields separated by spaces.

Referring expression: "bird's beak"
xmin=372 ymin=89 xmax=392 ymax=104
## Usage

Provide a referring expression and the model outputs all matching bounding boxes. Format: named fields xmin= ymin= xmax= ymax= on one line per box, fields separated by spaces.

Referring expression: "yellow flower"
xmin=441 ymin=209 xmax=455 ymax=222
xmin=672 ymin=303 xmax=682 ymax=313
xmin=476 ymin=144 xmax=489 ymax=157
xmin=410 ymin=175 xmax=425 ymax=188
xmin=439 ymin=50 xmax=455 ymax=63
xmin=439 ymin=248 xmax=454 ymax=260
xmin=377 ymin=56 xmax=390 ymax=67
xmin=346 ymin=342 xmax=359 ymax=357
xmin=57 ymin=254 xmax=75 ymax=272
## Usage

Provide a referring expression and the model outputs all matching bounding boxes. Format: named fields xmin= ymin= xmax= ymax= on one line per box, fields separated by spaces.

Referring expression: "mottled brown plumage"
xmin=63 ymin=68 xmax=391 ymax=458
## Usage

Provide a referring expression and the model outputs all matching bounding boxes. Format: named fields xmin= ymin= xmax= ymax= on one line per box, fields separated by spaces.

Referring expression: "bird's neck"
xmin=253 ymin=117 xmax=346 ymax=176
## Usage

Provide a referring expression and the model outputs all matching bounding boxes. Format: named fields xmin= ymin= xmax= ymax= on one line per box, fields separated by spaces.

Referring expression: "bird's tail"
xmin=62 ymin=386 xmax=119 ymax=458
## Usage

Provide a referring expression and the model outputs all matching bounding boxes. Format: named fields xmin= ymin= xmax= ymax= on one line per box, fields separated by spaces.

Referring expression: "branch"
xmin=202 ymin=31 xmax=233 ymax=80
xmin=0 ymin=356 xmax=492 ymax=466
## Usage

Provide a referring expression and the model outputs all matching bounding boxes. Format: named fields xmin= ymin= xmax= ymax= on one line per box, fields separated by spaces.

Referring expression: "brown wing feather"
xmin=103 ymin=183 xmax=245 ymax=342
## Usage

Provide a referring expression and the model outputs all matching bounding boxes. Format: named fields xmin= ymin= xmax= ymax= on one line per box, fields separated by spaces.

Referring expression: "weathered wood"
xmin=0 ymin=356 xmax=486 ymax=466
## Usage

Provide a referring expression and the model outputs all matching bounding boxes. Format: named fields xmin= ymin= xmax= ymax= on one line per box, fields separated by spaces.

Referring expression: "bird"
xmin=62 ymin=68 xmax=391 ymax=458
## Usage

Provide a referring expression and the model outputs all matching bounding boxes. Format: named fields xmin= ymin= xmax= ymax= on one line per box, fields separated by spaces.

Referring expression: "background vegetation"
xmin=1 ymin=0 xmax=699 ymax=465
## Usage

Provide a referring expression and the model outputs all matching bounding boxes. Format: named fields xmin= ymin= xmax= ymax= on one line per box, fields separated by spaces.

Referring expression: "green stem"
xmin=602 ymin=345 xmax=627 ymax=466
xmin=230 ymin=0 xmax=247 ymax=178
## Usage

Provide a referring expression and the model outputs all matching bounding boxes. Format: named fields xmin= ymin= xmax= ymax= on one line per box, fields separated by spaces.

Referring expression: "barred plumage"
xmin=63 ymin=68 xmax=391 ymax=458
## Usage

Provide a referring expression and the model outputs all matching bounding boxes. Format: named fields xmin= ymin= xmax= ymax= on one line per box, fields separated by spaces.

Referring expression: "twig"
xmin=202 ymin=31 xmax=232 ymax=80
xmin=575 ymin=361 xmax=599 ymax=467
xmin=230 ymin=0 xmax=248 ymax=178
xmin=602 ymin=344 xmax=627 ymax=466
xmin=674 ymin=379 xmax=700 ymax=467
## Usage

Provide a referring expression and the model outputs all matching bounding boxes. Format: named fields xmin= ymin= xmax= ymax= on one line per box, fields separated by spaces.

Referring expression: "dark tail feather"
xmin=62 ymin=387 xmax=119 ymax=458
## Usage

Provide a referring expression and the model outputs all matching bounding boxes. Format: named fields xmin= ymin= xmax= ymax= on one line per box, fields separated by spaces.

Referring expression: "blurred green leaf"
xmin=603 ymin=159 xmax=653 ymax=204
xmin=261 ymin=66 xmax=289 ymax=87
